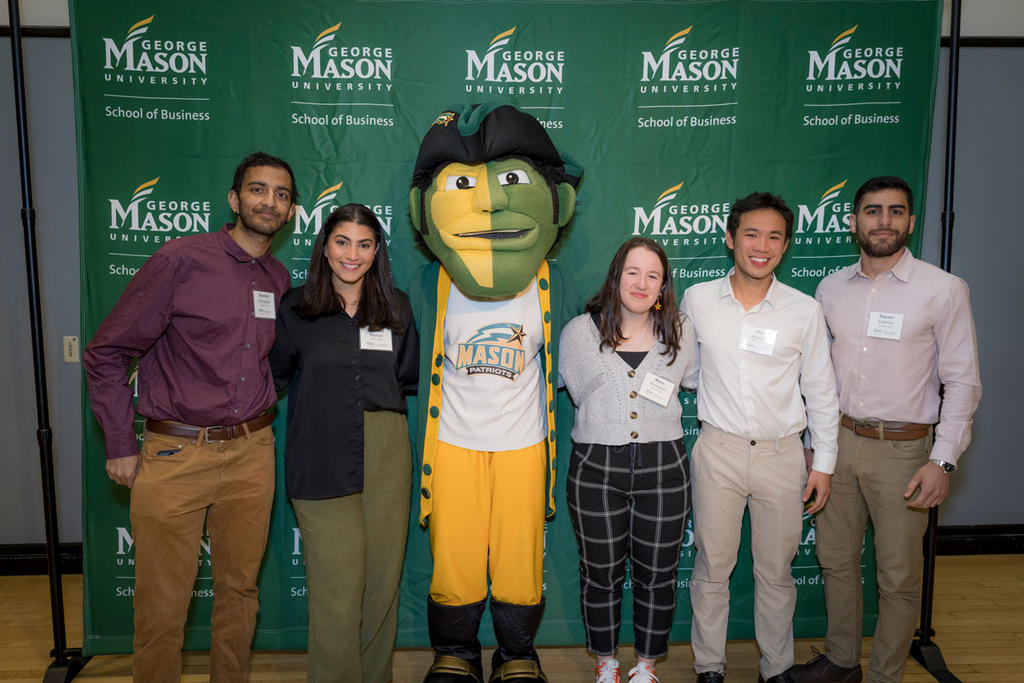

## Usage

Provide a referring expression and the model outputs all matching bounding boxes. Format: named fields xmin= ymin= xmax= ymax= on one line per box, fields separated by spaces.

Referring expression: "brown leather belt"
xmin=145 ymin=411 xmax=273 ymax=442
xmin=841 ymin=414 xmax=930 ymax=441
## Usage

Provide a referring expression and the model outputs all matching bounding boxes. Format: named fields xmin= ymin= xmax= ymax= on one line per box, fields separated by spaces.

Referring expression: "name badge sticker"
xmin=360 ymin=327 xmax=394 ymax=352
xmin=866 ymin=311 xmax=904 ymax=340
xmin=253 ymin=291 xmax=275 ymax=319
xmin=639 ymin=372 xmax=675 ymax=407
xmin=738 ymin=325 xmax=778 ymax=356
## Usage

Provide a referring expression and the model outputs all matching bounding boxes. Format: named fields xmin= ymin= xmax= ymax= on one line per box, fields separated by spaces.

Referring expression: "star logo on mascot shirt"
xmin=455 ymin=322 xmax=528 ymax=380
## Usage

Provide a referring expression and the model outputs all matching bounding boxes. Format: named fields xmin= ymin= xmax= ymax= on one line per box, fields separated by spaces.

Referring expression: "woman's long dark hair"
xmin=585 ymin=237 xmax=682 ymax=364
xmin=295 ymin=203 xmax=403 ymax=332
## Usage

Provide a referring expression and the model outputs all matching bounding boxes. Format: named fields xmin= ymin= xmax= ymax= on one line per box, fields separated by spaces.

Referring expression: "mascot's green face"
xmin=410 ymin=103 xmax=581 ymax=299
xmin=412 ymin=158 xmax=575 ymax=298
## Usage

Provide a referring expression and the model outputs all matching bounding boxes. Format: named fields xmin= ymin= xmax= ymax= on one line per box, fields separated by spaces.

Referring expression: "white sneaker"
xmin=596 ymin=658 xmax=621 ymax=683
xmin=628 ymin=662 xmax=659 ymax=683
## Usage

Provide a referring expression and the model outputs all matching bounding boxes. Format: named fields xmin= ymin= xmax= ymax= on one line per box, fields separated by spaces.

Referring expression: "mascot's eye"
xmin=444 ymin=175 xmax=477 ymax=190
xmin=498 ymin=170 xmax=531 ymax=186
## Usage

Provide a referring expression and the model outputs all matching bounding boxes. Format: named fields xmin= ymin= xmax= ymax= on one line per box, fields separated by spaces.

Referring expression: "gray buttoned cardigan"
xmin=558 ymin=312 xmax=698 ymax=445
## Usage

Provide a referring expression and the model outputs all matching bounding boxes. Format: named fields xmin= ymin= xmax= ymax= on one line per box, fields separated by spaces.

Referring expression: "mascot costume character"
xmin=409 ymin=103 xmax=582 ymax=683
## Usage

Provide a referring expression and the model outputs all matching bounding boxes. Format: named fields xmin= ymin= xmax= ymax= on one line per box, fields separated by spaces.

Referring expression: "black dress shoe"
xmin=757 ymin=673 xmax=795 ymax=683
xmin=789 ymin=649 xmax=863 ymax=682
xmin=697 ymin=672 xmax=725 ymax=683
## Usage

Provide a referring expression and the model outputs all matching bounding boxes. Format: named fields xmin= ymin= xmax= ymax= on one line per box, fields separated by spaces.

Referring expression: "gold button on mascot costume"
xmin=409 ymin=103 xmax=582 ymax=683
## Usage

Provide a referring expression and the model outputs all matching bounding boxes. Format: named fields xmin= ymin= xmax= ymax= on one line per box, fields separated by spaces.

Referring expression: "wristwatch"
xmin=928 ymin=458 xmax=957 ymax=474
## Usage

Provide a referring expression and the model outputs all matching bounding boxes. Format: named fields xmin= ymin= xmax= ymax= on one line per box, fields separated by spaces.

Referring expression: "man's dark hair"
xmin=295 ymin=203 xmax=404 ymax=333
xmin=231 ymin=151 xmax=299 ymax=203
xmin=727 ymin=191 xmax=794 ymax=241
xmin=853 ymin=176 xmax=913 ymax=215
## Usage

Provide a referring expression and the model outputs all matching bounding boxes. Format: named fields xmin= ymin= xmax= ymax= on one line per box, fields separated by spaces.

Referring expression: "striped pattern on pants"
xmin=566 ymin=438 xmax=690 ymax=659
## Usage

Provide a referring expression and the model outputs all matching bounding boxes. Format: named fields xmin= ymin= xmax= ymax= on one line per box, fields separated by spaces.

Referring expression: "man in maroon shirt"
xmin=84 ymin=152 xmax=297 ymax=683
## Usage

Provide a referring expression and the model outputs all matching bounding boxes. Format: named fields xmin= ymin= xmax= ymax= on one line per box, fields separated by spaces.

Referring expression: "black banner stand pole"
xmin=909 ymin=1 xmax=961 ymax=681
xmin=6 ymin=1 xmax=90 ymax=680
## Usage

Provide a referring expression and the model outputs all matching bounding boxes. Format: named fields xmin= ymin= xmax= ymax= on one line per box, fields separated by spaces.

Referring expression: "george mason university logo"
xmin=290 ymin=22 xmax=393 ymax=88
xmin=292 ymin=181 xmax=344 ymax=239
xmin=102 ymin=15 xmax=208 ymax=84
xmin=632 ymin=181 xmax=730 ymax=237
xmin=640 ymin=26 xmax=739 ymax=87
xmin=795 ymin=180 xmax=851 ymax=234
xmin=464 ymin=26 xmax=565 ymax=95
xmin=108 ymin=177 xmax=211 ymax=235
xmin=806 ymin=25 xmax=903 ymax=90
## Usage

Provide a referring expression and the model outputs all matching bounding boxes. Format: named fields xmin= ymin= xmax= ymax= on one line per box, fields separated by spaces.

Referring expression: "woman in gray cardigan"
xmin=560 ymin=237 xmax=697 ymax=683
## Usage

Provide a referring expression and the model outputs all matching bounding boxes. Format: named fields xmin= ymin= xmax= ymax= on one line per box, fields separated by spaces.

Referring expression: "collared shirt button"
xmin=240 ymin=376 xmax=246 ymax=382
xmin=629 ymin=391 xmax=637 ymax=399
xmin=233 ymin=409 xmax=239 ymax=414
xmin=630 ymin=431 xmax=638 ymax=439
xmin=629 ymin=411 xmax=638 ymax=419
xmin=246 ymin=343 xmax=251 ymax=349
xmin=750 ymin=440 xmax=757 ymax=446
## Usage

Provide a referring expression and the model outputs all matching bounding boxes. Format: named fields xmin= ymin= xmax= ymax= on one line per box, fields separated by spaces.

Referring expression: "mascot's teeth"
xmin=457 ymin=230 xmax=530 ymax=239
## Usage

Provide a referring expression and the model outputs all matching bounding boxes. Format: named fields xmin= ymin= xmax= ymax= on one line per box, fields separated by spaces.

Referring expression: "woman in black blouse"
xmin=270 ymin=203 xmax=418 ymax=683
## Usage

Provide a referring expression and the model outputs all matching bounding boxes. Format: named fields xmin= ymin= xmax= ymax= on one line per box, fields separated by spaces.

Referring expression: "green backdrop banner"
xmin=71 ymin=0 xmax=941 ymax=655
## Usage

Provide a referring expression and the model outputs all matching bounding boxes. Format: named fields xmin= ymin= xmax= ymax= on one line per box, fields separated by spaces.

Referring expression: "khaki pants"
xmin=815 ymin=426 xmax=931 ymax=683
xmin=291 ymin=411 xmax=412 ymax=683
xmin=428 ymin=440 xmax=547 ymax=606
xmin=689 ymin=424 xmax=805 ymax=679
xmin=129 ymin=424 xmax=275 ymax=683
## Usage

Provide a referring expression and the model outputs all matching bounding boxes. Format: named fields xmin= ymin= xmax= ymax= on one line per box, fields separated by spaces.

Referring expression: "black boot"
xmin=423 ymin=597 xmax=486 ymax=683
xmin=488 ymin=598 xmax=547 ymax=682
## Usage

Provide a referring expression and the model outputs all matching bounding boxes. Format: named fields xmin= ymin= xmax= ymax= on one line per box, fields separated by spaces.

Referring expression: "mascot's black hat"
xmin=411 ymin=103 xmax=583 ymax=190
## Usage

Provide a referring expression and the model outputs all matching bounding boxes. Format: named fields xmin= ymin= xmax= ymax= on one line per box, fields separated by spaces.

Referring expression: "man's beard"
xmin=237 ymin=208 xmax=286 ymax=237
xmin=856 ymin=227 xmax=910 ymax=258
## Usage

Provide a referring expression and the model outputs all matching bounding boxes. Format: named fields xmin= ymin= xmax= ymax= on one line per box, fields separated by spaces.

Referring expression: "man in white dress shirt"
xmin=791 ymin=176 xmax=981 ymax=683
xmin=682 ymin=191 xmax=840 ymax=683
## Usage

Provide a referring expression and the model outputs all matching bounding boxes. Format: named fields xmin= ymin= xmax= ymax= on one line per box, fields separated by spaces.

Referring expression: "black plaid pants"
xmin=566 ymin=438 xmax=691 ymax=659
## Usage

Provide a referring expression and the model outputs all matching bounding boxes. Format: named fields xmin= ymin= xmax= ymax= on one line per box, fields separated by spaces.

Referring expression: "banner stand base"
xmin=910 ymin=635 xmax=960 ymax=683
xmin=42 ymin=652 xmax=90 ymax=683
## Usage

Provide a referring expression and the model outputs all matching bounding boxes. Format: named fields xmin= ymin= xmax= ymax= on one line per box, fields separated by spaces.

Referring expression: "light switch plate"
xmin=63 ymin=336 xmax=80 ymax=363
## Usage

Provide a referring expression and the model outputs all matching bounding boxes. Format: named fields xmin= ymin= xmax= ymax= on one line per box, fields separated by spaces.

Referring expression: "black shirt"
xmin=270 ymin=286 xmax=419 ymax=499
xmin=616 ymin=350 xmax=648 ymax=369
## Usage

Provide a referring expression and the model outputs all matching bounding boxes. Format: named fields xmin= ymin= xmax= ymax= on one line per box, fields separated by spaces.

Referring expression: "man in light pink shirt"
xmin=792 ymin=176 xmax=982 ymax=683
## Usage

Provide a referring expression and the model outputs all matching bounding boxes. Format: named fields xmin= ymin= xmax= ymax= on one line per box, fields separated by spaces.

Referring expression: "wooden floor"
xmin=3 ymin=555 xmax=1022 ymax=682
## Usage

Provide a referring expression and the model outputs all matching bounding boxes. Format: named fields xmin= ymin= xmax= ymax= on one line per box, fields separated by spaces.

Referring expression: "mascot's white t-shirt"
xmin=438 ymin=278 xmax=546 ymax=451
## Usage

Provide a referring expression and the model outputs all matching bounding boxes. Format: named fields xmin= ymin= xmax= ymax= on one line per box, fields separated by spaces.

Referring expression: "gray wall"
xmin=1 ymin=36 xmax=81 ymax=544
xmin=921 ymin=47 xmax=1024 ymax=525
xmin=0 ymin=38 xmax=1020 ymax=545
